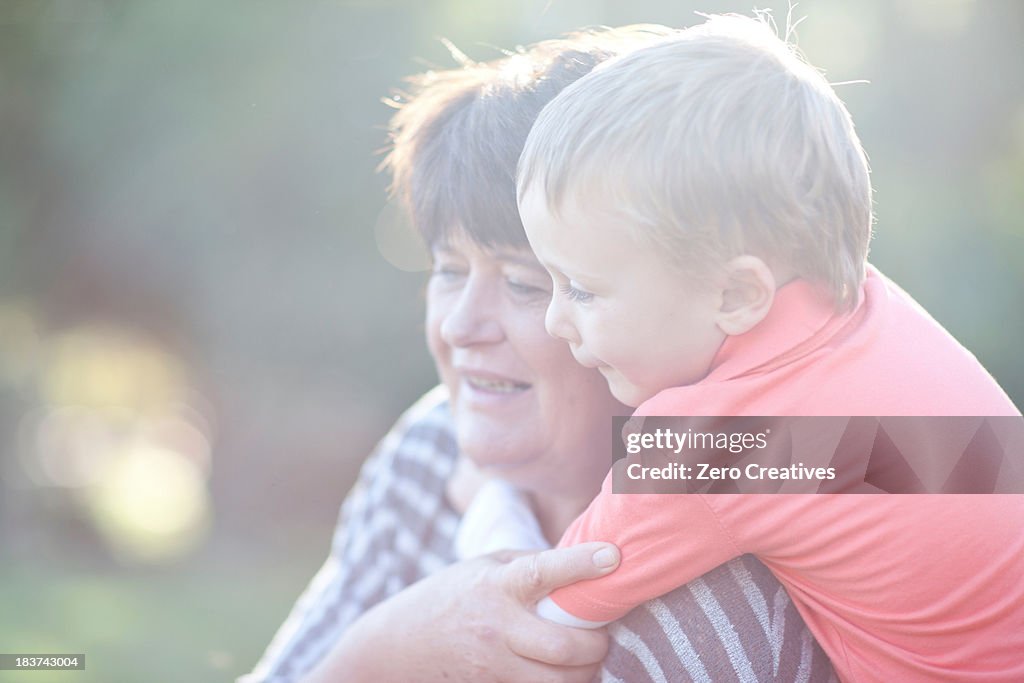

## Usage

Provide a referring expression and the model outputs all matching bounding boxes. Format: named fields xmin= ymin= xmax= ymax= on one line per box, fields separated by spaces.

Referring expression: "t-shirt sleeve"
xmin=550 ymin=476 xmax=743 ymax=623
xmin=238 ymin=387 xmax=459 ymax=683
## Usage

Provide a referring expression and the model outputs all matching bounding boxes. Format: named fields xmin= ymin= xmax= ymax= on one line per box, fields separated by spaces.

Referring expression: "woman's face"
xmin=426 ymin=234 xmax=627 ymax=496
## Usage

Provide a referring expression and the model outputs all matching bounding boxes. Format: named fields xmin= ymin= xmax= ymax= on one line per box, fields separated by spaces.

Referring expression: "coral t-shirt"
xmin=553 ymin=266 xmax=1024 ymax=682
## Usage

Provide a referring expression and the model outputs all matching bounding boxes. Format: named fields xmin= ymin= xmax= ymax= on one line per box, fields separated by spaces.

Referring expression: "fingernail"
xmin=592 ymin=547 xmax=618 ymax=569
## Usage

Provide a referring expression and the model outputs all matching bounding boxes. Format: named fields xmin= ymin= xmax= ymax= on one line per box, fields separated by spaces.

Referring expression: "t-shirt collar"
xmin=703 ymin=275 xmax=854 ymax=383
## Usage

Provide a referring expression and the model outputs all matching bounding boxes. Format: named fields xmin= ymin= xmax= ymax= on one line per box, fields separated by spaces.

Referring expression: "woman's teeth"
xmin=465 ymin=376 xmax=529 ymax=393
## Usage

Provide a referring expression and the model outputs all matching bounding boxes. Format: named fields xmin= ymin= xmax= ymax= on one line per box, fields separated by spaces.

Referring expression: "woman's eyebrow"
xmin=494 ymin=251 xmax=547 ymax=271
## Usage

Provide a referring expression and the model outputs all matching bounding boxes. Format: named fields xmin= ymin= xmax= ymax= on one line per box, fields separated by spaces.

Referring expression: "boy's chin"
xmin=603 ymin=370 xmax=653 ymax=409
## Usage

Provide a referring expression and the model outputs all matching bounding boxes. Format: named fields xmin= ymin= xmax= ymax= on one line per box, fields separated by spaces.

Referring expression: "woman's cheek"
xmin=521 ymin=301 xmax=556 ymax=340
xmin=424 ymin=292 xmax=454 ymax=378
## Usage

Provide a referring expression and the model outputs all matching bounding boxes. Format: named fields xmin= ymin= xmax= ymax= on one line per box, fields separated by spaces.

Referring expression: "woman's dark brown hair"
xmin=381 ymin=26 xmax=673 ymax=251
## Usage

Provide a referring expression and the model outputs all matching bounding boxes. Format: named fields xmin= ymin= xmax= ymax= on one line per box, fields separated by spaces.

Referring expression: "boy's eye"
xmin=559 ymin=282 xmax=594 ymax=304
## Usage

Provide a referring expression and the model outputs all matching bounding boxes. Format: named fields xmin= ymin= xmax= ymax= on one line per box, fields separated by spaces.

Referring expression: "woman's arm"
xmin=602 ymin=554 xmax=837 ymax=682
xmin=241 ymin=388 xmax=618 ymax=683
xmin=240 ymin=388 xmax=461 ymax=682
xmin=303 ymin=544 xmax=620 ymax=683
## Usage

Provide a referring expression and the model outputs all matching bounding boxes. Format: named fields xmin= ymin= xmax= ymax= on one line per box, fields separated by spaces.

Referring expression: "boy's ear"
xmin=715 ymin=255 xmax=776 ymax=336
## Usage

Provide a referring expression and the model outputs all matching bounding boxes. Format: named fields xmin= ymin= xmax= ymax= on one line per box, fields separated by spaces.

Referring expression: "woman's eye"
xmin=507 ymin=279 xmax=548 ymax=298
xmin=431 ymin=264 xmax=466 ymax=281
xmin=559 ymin=282 xmax=594 ymax=304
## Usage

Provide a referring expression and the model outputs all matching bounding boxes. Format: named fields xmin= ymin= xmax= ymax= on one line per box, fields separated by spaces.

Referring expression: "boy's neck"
xmin=708 ymin=275 xmax=850 ymax=383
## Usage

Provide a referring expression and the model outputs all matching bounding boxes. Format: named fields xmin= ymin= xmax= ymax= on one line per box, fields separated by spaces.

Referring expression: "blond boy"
xmin=517 ymin=13 xmax=1023 ymax=682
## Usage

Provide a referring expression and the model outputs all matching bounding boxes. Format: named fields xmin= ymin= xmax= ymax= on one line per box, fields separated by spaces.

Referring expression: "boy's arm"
xmin=547 ymin=477 xmax=742 ymax=623
xmin=537 ymin=596 xmax=611 ymax=628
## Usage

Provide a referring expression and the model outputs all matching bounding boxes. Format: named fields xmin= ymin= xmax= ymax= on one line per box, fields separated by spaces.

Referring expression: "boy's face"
xmin=520 ymin=187 xmax=727 ymax=407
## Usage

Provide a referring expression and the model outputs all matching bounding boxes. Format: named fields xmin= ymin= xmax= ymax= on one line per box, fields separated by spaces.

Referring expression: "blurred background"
xmin=0 ymin=0 xmax=1021 ymax=680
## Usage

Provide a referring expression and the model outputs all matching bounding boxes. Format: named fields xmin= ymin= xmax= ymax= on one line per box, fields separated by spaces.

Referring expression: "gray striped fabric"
xmin=241 ymin=387 xmax=836 ymax=683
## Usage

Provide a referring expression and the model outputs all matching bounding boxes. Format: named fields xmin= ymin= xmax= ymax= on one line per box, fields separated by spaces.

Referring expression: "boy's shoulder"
xmin=863 ymin=266 xmax=1018 ymax=416
xmin=636 ymin=266 xmax=1019 ymax=418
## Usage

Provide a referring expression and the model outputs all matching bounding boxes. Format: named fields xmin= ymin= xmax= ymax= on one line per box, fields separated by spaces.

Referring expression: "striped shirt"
xmin=240 ymin=387 xmax=835 ymax=682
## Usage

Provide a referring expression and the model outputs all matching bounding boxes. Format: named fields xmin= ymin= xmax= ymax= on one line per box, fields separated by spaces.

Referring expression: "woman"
xmin=243 ymin=26 xmax=835 ymax=683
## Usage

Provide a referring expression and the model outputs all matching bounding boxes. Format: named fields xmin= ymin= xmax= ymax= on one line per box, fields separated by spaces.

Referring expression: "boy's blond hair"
xmin=381 ymin=24 xmax=675 ymax=251
xmin=517 ymin=13 xmax=872 ymax=310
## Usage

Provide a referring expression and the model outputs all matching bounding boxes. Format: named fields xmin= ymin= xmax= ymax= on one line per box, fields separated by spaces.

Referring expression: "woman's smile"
xmin=426 ymin=236 xmax=625 ymax=488
xmin=459 ymin=368 xmax=531 ymax=395
xmin=460 ymin=372 xmax=533 ymax=404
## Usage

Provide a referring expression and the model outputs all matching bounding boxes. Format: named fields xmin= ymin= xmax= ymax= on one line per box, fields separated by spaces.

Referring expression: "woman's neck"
xmin=530 ymin=489 xmax=595 ymax=546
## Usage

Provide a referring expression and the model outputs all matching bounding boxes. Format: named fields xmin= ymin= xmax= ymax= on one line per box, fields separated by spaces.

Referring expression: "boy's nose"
xmin=440 ymin=279 xmax=503 ymax=347
xmin=545 ymin=295 xmax=579 ymax=344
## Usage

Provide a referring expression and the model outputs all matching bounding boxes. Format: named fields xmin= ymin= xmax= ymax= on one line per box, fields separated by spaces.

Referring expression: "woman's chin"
xmin=454 ymin=420 xmax=540 ymax=472
xmin=452 ymin=380 xmax=536 ymax=428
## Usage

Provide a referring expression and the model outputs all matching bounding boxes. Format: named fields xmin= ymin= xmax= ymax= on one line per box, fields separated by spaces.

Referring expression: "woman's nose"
xmin=545 ymin=294 xmax=579 ymax=344
xmin=439 ymin=278 xmax=503 ymax=347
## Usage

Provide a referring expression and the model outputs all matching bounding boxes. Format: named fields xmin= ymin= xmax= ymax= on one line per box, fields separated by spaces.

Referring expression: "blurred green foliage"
xmin=0 ymin=0 xmax=1021 ymax=680
xmin=0 ymin=542 xmax=321 ymax=683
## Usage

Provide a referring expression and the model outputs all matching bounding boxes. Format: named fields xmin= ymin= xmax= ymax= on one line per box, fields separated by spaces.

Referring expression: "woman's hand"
xmin=302 ymin=541 xmax=620 ymax=683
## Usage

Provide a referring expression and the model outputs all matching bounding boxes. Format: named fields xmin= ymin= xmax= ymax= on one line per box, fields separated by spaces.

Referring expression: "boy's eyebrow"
xmin=540 ymin=253 xmax=607 ymax=286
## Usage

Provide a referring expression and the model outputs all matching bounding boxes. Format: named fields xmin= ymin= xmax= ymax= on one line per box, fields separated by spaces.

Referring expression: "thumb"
xmin=502 ymin=542 xmax=620 ymax=603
